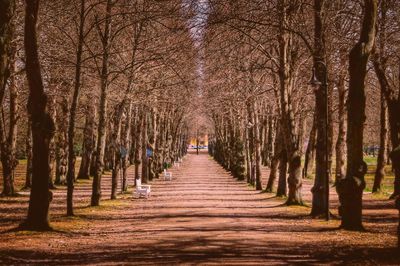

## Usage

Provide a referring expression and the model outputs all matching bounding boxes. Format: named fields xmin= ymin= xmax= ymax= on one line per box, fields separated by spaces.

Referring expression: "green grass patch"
xmin=14 ymin=230 xmax=43 ymax=236
xmin=75 ymin=178 xmax=92 ymax=185
xmin=369 ymin=191 xmax=392 ymax=199
xmin=80 ymin=198 xmax=131 ymax=212
xmin=364 ymin=156 xmax=377 ymax=166
xmin=287 ymin=204 xmax=310 ymax=212
xmin=364 ymin=173 xmax=394 ymax=195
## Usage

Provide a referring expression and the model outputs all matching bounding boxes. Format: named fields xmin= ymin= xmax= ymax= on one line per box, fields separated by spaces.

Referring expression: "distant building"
xmin=189 ymin=134 xmax=208 ymax=147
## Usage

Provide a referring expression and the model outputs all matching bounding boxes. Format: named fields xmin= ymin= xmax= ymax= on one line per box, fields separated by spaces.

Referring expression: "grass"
xmin=0 ymin=158 xmax=83 ymax=191
xmin=286 ymin=204 xmax=310 ymax=212
xmin=364 ymin=156 xmax=378 ymax=166
xmin=75 ymin=178 xmax=93 ymax=185
xmin=0 ymin=156 xmax=396 ymax=196
xmin=304 ymin=155 xmax=395 ymax=196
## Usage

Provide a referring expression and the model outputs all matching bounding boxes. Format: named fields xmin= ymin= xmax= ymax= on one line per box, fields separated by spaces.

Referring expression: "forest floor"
xmin=0 ymin=150 xmax=399 ymax=265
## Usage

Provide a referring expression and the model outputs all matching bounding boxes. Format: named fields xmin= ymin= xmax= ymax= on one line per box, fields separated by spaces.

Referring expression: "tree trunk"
xmin=266 ymin=124 xmax=281 ymax=192
xmin=24 ymin=118 xmax=33 ymax=189
xmin=303 ymin=115 xmax=316 ymax=179
xmin=335 ymin=52 xmax=347 ymax=183
xmin=21 ymin=0 xmax=55 ymax=230
xmin=91 ymin=0 xmax=113 ymax=206
xmin=373 ymin=91 xmax=387 ymax=192
xmin=77 ymin=103 xmax=96 ymax=179
xmin=247 ymin=105 xmax=255 ymax=185
xmin=55 ymin=98 xmax=68 ymax=185
xmin=65 ymin=0 xmax=86 ymax=215
xmin=141 ymin=109 xmax=149 ymax=183
xmin=372 ymin=57 xmax=400 ymax=199
xmin=277 ymin=148 xmax=288 ymax=197
xmin=148 ymin=108 xmax=157 ymax=181
xmin=253 ymin=102 xmax=262 ymax=190
xmin=1 ymin=143 xmax=16 ymax=195
xmin=337 ymin=0 xmax=377 ymax=231
xmin=134 ymin=110 xmax=143 ymax=184
xmin=311 ymin=0 xmax=329 ymax=217
xmin=278 ymin=0 xmax=302 ymax=205
xmin=111 ymin=103 xmax=123 ymax=200
xmin=121 ymin=102 xmax=132 ymax=192
xmin=47 ymin=96 xmax=57 ymax=189
xmin=371 ymin=0 xmax=400 ymax=199
xmin=0 ymin=29 xmax=18 ymax=196
xmin=265 ymin=114 xmax=275 ymax=167
xmin=245 ymin=126 xmax=251 ymax=183
xmin=0 ymin=0 xmax=14 ymax=97
xmin=89 ymin=141 xmax=97 ymax=177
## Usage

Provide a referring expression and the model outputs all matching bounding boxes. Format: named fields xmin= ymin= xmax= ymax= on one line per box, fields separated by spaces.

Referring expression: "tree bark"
xmin=77 ymin=103 xmax=96 ymax=179
xmin=335 ymin=52 xmax=347 ymax=183
xmin=311 ymin=0 xmax=329 ymax=217
xmin=1 ymin=61 xmax=18 ymax=196
xmin=55 ymin=98 xmax=68 ymax=185
xmin=0 ymin=0 xmax=17 ymax=196
xmin=91 ymin=0 xmax=113 ymax=206
xmin=373 ymin=90 xmax=387 ymax=193
xmin=278 ymin=0 xmax=302 ymax=205
xmin=303 ymin=115 xmax=316 ymax=179
xmin=277 ymin=148 xmax=288 ymax=197
xmin=266 ymin=123 xmax=281 ymax=192
xmin=21 ymin=0 xmax=55 ymax=230
xmin=66 ymin=0 xmax=86 ymax=215
xmin=371 ymin=0 xmax=400 ymax=199
xmin=111 ymin=103 xmax=123 ymax=199
xmin=24 ymin=118 xmax=33 ymax=189
xmin=253 ymin=102 xmax=262 ymax=190
xmin=247 ymin=104 xmax=255 ymax=185
xmin=337 ymin=0 xmax=377 ymax=231
xmin=121 ymin=102 xmax=132 ymax=192
xmin=245 ymin=125 xmax=252 ymax=183
xmin=148 ymin=107 xmax=157 ymax=181
xmin=134 ymin=110 xmax=143 ymax=184
xmin=0 ymin=0 xmax=14 ymax=95
xmin=141 ymin=109 xmax=149 ymax=183
xmin=47 ymin=95 xmax=57 ymax=189
xmin=265 ymin=114 xmax=275 ymax=167
xmin=373 ymin=57 xmax=400 ymax=199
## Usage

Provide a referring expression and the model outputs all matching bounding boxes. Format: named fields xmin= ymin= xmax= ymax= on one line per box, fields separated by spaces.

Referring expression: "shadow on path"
xmin=0 ymin=150 xmax=398 ymax=265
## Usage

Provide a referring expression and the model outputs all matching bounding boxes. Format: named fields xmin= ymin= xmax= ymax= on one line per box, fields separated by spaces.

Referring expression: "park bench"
xmin=163 ymin=169 xmax=172 ymax=181
xmin=174 ymin=157 xmax=183 ymax=167
xmin=135 ymin=179 xmax=151 ymax=198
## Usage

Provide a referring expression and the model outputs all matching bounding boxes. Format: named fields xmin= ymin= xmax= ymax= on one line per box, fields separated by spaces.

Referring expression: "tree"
xmin=277 ymin=0 xmax=303 ymax=205
xmin=0 ymin=0 xmax=17 ymax=196
xmin=337 ymin=0 xmax=377 ymax=231
xmin=373 ymin=89 xmax=388 ymax=193
xmin=371 ymin=0 xmax=400 ymax=199
xmin=310 ymin=0 xmax=329 ymax=217
xmin=21 ymin=0 xmax=55 ymax=230
xmin=66 ymin=0 xmax=86 ymax=216
xmin=91 ymin=0 xmax=113 ymax=206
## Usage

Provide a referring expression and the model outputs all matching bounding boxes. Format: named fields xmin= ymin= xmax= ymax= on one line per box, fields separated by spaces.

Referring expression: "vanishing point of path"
xmin=0 ymin=150 xmax=399 ymax=265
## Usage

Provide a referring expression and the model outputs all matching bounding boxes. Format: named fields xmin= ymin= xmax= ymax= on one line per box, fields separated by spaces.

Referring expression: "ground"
xmin=0 ymin=150 xmax=399 ymax=265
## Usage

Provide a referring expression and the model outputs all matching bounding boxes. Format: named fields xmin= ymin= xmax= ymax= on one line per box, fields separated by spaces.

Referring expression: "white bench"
xmin=135 ymin=179 xmax=151 ymax=198
xmin=174 ymin=158 xmax=183 ymax=168
xmin=163 ymin=169 xmax=172 ymax=181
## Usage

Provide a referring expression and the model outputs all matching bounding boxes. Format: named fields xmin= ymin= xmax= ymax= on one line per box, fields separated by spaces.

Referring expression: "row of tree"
xmin=205 ymin=0 xmax=399 ymax=231
xmin=0 ymin=0 xmax=197 ymax=230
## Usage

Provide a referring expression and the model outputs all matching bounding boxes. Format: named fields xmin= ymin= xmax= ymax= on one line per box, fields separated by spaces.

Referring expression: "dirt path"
xmin=0 ymin=150 xmax=399 ymax=265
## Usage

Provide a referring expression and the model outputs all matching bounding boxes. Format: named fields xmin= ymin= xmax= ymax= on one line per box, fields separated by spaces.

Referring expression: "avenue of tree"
xmin=0 ymin=0 xmax=399 ymax=246
xmin=203 ymin=0 xmax=400 ymax=233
